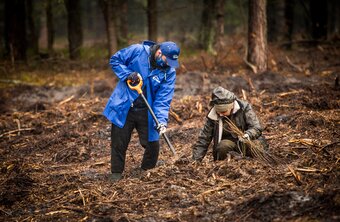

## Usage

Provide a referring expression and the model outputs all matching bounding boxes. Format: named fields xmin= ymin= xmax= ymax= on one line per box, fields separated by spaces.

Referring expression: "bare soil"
xmin=0 ymin=45 xmax=339 ymax=221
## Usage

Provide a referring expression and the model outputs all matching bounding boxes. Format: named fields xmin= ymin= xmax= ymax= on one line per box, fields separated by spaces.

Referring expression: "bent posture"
xmin=192 ymin=86 xmax=268 ymax=162
xmin=103 ymin=40 xmax=180 ymax=180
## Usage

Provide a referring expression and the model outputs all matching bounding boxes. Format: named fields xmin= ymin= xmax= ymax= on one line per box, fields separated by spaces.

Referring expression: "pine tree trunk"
xmin=247 ymin=0 xmax=267 ymax=73
xmin=4 ymin=0 xmax=27 ymax=61
xmin=267 ymin=0 xmax=285 ymax=42
xmin=107 ymin=0 xmax=117 ymax=55
xmin=119 ymin=0 xmax=128 ymax=45
xmin=214 ymin=0 xmax=225 ymax=50
xmin=310 ymin=0 xmax=328 ymax=40
xmin=99 ymin=0 xmax=118 ymax=58
xmin=199 ymin=0 xmax=216 ymax=53
xmin=26 ymin=0 xmax=39 ymax=56
xmin=147 ymin=0 xmax=157 ymax=42
xmin=46 ymin=0 xmax=54 ymax=54
xmin=328 ymin=0 xmax=340 ymax=38
xmin=65 ymin=0 xmax=83 ymax=60
xmin=284 ymin=0 xmax=294 ymax=48
xmin=113 ymin=0 xmax=128 ymax=47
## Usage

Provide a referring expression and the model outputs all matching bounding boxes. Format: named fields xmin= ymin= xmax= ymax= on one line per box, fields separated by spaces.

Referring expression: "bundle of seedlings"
xmin=223 ymin=117 xmax=279 ymax=166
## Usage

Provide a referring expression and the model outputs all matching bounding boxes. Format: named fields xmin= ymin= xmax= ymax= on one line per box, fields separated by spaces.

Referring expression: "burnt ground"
xmin=0 ymin=45 xmax=339 ymax=221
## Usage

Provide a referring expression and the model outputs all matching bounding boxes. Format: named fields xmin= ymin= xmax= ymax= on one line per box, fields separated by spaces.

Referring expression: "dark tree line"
xmin=1 ymin=0 xmax=339 ymax=73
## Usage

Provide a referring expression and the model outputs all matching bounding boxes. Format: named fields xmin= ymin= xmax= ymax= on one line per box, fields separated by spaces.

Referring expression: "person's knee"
xmin=256 ymin=136 xmax=269 ymax=150
xmin=215 ymin=140 xmax=236 ymax=160
xmin=141 ymin=141 xmax=160 ymax=170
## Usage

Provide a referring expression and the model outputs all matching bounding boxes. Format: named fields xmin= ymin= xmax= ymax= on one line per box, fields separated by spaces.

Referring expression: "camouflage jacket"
xmin=192 ymin=99 xmax=263 ymax=161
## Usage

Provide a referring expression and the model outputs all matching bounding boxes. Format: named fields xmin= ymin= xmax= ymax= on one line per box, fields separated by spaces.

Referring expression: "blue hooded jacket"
xmin=103 ymin=41 xmax=176 ymax=141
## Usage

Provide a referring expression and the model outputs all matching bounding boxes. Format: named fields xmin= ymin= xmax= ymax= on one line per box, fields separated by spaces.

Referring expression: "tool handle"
xmin=128 ymin=76 xmax=177 ymax=156
xmin=127 ymin=77 xmax=143 ymax=94
xmin=140 ymin=94 xmax=176 ymax=156
xmin=163 ymin=133 xmax=177 ymax=156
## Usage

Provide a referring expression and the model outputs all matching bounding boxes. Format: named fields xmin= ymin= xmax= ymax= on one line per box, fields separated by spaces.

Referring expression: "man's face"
xmin=217 ymin=108 xmax=233 ymax=117
xmin=215 ymin=102 xmax=234 ymax=117
xmin=155 ymin=49 xmax=168 ymax=64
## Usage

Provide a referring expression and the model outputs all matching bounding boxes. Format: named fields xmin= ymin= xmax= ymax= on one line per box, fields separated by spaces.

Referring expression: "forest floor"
xmin=0 ymin=42 xmax=339 ymax=221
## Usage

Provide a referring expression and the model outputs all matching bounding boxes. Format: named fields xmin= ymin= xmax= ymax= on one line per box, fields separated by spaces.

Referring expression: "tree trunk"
xmin=46 ymin=0 xmax=54 ymax=54
xmin=267 ymin=0 xmax=285 ymax=42
xmin=199 ymin=0 xmax=216 ymax=53
xmin=112 ymin=0 xmax=128 ymax=47
xmin=214 ymin=0 xmax=225 ymax=50
xmin=0 ymin=2 xmax=4 ymax=57
xmin=119 ymin=0 xmax=128 ymax=46
xmin=65 ymin=0 xmax=83 ymax=60
xmin=328 ymin=0 xmax=340 ymax=38
xmin=99 ymin=0 xmax=118 ymax=58
xmin=247 ymin=0 xmax=267 ymax=73
xmin=26 ymin=0 xmax=39 ymax=56
xmin=310 ymin=0 xmax=328 ymax=40
xmin=4 ymin=0 xmax=27 ymax=61
xmin=147 ymin=0 xmax=157 ymax=42
xmin=284 ymin=0 xmax=294 ymax=48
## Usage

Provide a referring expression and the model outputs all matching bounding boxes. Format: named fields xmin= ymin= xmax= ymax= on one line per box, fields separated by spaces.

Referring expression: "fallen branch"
xmin=169 ymin=110 xmax=183 ymax=124
xmin=241 ymin=89 xmax=247 ymax=100
xmin=58 ymin=95 xmax=75 ymax=106
xmin=243 ymin=58 xmax=257 ymax=73
xmin=247 ymin=77 xmax=255 ymax=91
xmin=0 ymin=128 xmax=34 ymax=138
xmin=286 ymin=56 xmax=304 ymax=72
xmin=278 ymin=90 xmax=304 ymax=97
xmin=288 ymin=166 xmax=302 ymax=185
xmin=200 ymin=55 xmax=208 ymax=71
xmin=295 ymin=167 xmax=320 ymax=173
xmin=318 ymin=141 xmax=340 ymax=152
xmin=198 ymin=183 xmax=231 ymax=196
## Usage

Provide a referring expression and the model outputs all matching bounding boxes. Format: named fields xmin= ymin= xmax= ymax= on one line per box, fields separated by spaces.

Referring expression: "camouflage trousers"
xmin=213 ymin=136 xmax=268 ymax=160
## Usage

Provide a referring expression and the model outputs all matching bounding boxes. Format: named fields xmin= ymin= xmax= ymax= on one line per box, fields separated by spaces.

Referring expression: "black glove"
xmin=127 ymin=72 xmax=141 ymax=85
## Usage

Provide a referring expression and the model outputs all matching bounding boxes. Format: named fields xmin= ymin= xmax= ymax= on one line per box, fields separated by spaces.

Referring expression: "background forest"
xmin=1 ymin=0 xmax=339 ymax=62
xmin=0 ymin=0 xmax=339 ymax=221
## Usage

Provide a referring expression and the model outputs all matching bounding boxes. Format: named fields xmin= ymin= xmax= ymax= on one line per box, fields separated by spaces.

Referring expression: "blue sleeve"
xmin=153 ymin=70 xmax=176 ymax=126
xmin=109 ymin=44 xmax=143 ymax=81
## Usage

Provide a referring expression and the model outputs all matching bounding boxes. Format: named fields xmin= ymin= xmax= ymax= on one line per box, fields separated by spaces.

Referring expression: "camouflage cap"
xmin=209 ymin=86 xmax=236 ymax=106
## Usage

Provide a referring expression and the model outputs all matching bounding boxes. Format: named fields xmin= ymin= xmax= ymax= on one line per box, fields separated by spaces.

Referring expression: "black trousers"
xmin=111 ymin=107 xmax=160 ymax=173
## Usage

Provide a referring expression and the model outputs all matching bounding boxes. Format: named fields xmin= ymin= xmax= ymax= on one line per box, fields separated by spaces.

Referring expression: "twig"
xmin=247 ymin=77 xmax=256 ymax=91
xmin=295 ymin=167 xmax=320 ymax=173
xmin=223 ymin=117 xmax=279 ymax=165
xmin=169 ymin=109 xmax=183 ymax=124
xmin=318 ymin=141 xmax=340 ymax=152
xmin=200 ymin=55 xmax=208 ymax=71
xmin=286 ymin=56 xmax=304 ymax=72
xmin=77 ymin=188 xmax=86 ymax=206
xmin=198 ymin=183 xmax=231 ymax=196
xmin=45 ymin=210 xmax=71 ymax=215
xmin=14 ymin=119 xmax=21 ymax=135
xmin=241 ymin=89 xmax=247 ymax=100
xmin=0 ymin=208 xmax=12 ymax=216
xmin=288 ymin=166 xmax=302 ymax=185
xmin=278 ymin=90 xmax=304 ymax=97
xmin=58 ymin=95 xmax=75 ymax=106
xmin=0 ymin=128 xmax=33 ymax=138
xmin=243 ymin=58 xmax=257 ymax=73
xmin=242 ymin=41 xmax=257 ymax=73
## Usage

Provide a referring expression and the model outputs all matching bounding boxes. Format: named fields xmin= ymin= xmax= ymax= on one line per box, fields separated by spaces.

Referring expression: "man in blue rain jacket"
xmin=103 ymin=40 xmax=180 ymax=181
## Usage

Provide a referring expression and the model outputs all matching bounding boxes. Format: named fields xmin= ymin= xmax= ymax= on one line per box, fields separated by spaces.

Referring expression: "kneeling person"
xmin=192 ymin=86 xmax=268 ymax=162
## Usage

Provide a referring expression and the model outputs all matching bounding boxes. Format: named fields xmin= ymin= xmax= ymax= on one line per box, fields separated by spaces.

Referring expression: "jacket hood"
xmin=209 ymin=86 xmax=237 ymax=106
